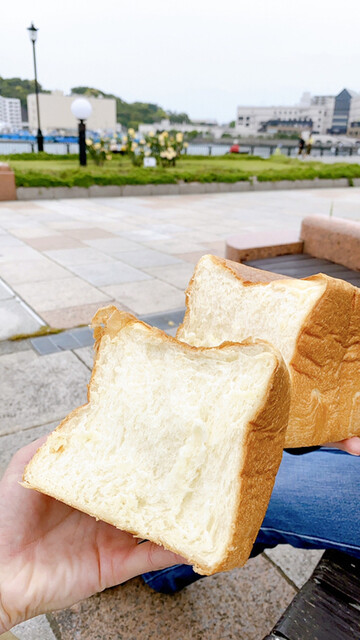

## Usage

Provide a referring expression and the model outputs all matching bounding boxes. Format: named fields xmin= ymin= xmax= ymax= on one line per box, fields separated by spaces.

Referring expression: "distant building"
xmin=330 ymin=89 xmax=356 ymax=134
xmin=138 ymin=118 xmax=230 ymax=139
xmin=27 ymin=91 xmax=117 ymax=134
xmin=0 ymin=95 xmax=22 ymax=130
xmin=236 ymin=90 xmax=360 ymax=137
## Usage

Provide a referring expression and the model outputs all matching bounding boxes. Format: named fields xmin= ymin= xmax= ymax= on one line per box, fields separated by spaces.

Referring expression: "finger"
xmin=112 ymin=540 xmax=189 ymax=585
xmin=326 ymin=437 xmax=360 ymax=455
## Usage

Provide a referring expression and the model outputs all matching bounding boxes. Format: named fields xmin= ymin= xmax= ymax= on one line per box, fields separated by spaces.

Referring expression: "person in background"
xmin=298 ymin=134 xmax=305 ymax=156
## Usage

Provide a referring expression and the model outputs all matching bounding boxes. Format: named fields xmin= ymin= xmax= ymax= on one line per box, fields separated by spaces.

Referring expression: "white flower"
xmin=176 ymin=132 xmax=183 ymax=142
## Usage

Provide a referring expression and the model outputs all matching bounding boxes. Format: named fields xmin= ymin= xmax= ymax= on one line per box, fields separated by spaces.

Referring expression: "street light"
xmin=71 ymin=98 xmax=93 ymax=166
xmin=27 ymin=22 xmax=44 ymax=152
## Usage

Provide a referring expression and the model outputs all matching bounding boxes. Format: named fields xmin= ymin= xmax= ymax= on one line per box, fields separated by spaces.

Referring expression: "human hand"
xmin=326 ymin=436 xmax=360 ymax=455
xmin=0 ymin=438 xmax=185 ymax=633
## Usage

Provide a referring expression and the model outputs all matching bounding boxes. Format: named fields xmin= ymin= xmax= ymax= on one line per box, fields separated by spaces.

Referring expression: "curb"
xmin=16 ymin=178 xmax=357 ymax=200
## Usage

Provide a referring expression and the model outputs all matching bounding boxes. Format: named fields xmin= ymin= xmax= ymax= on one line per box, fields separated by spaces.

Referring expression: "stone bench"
xmin=263 ymin=549 xmax=360 ymax=640
xmin=226 ymin=215 xmax=360 ymax=272
xmin=0 ymin=163 xmax=16 ymax=201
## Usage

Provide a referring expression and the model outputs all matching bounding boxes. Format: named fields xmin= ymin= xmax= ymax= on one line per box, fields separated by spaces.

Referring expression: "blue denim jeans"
xmin=142 ymin=447 xmax=360 ymax=593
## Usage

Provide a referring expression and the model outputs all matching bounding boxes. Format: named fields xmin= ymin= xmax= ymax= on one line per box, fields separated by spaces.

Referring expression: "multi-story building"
xmin=342 ymin=91 xmax=360 ymax=137
xmin=138 ymin=118 xmax=230 ymax=139
xmin=0 ymin=96 xmax=22 ymax=130
xmin=236 ymin=90 xmax=355 ymax=137
xmin=27 ymin=91 xmax=117 ymax=133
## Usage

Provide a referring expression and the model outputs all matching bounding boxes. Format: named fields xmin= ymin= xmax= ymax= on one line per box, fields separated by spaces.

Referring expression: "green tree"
xmin=167 ymin=111 xmax=191 ymax=124
xmin=0 ymin=76 xmax=50 ymax=118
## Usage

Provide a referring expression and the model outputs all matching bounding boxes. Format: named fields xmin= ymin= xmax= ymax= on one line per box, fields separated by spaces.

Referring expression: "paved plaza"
xmin=1 ymin=187 xmax=359 ymax=639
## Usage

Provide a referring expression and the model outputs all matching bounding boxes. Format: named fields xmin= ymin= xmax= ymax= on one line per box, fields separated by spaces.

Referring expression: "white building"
xmin=27 ymin=91 xmax=117 ymax=134
xmin=138 ymin=118 xmax=230 ymax=139
xmin=236 ymin=93 xmax=337 ymax=136
xmin=0 ymin=96 xmax=22 ymax=130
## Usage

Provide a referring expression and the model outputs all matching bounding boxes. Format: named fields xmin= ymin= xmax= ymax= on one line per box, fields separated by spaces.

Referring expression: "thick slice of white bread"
xmin=23 ymin=306 xmax=290 ymax=575
xmin=177 ymin=255 xmax=360 ymax=448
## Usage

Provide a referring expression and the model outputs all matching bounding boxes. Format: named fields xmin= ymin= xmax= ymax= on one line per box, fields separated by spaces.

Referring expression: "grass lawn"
xmin=2 ymin=153 xmax=360 ymax=188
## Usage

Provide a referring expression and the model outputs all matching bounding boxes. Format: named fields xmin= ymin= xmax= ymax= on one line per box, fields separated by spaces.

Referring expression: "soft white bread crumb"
xmin=23 ymin=307 xmax=290 ymax=575
xmin=178 ymin=255 xmax=360 ymax=447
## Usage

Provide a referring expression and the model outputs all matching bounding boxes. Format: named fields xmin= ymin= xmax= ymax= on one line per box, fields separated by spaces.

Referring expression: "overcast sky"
xmin=2 ymin=0 xmax=360 ymax=123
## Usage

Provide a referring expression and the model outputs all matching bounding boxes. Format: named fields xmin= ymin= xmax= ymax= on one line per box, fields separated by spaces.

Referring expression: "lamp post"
xmin=27 ymin=23 xmax=44 ymax=152
xmin=71 ymin=98 xmax=93 ymax=166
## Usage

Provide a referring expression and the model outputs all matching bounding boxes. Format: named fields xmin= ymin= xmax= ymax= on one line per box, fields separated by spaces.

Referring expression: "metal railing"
xmin=0 ymin=139 xmax=359 ymax=159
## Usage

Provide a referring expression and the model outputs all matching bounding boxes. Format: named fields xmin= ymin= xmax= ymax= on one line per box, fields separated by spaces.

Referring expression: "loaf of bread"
xmin=177 ymin=254 xmax=360 ymax=448
xmin=23 ymin=306 xmax=290 ymax=575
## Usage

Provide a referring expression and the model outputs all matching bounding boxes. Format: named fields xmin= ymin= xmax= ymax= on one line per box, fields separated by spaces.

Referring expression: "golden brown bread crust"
xmin=178 ymin=255 xmax=360 ymax=447
xmin=24 ymin=306 xmax=290 ymax=576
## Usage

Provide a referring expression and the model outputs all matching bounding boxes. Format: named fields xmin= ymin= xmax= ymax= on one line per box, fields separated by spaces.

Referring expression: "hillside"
xmin=0 ymin=77 xmax=190 ymax=128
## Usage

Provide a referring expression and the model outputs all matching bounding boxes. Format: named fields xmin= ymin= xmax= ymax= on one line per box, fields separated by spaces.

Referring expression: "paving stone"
xmin=31 ymin=336 xmax=62 ymax=355
xmin=50 ymin=554 xmax=295 ymax=640
xmin=73 ymin=345 xmax=94 ymax=369
xmin=142 ymin=239 xmax=207 ymax=254
xmin=8 ymin=225 xmax=62 ymax=239
xmin=83 ymin=237 xmax=142 ymax=254
xmin=264 ymin=545 xmax=323 ymax=589
xmin=0 ymin=339 xmax=31 ymax=356
xmin=143 ymin=263 xmax=195 ymax=290
xmin=115 ymin=249 xmax=183 ymax=268
xmin=0 ymin=279 xmax=13 ymax=300
xmin=0 ymin=246 xmax=40 ymax=262
xmin=40 ymin=302 xmax=119 ymax=330
xmin=0 ymin=298 xmax=43 ymax=340
xmin=70 ymin=326 xmax=94 ymax=347
xmin=44 ymin=247 xmax=115 ymax=267
xmin=49 ymin=331 xmax=83 ymax=350
xmin=25 ymin=236 xmax=84 ymax=251
xmin=0 ymin=421 xmax=57 ymax=479
xmin=120 ymin=229 xmax=170 ymax=242
xmin=0 ymin=235 xmax=25 ymax=248
xmin=0 ymin=350 xmax=89 ymax=436
xmin=176 ymin=250 xmax=209 ymax=264
xmin=0 ymin=258 xmax=71 ymax=284
xmin=13 ymin=277 xmax=111 ymax=312
xmin=102 ymin=280 xmax=185 ymax=315
xmin=67 ymin=260 xmax=151 ymax=286
xmin=65 ymin=227 xmax=117 ymax=240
